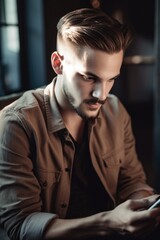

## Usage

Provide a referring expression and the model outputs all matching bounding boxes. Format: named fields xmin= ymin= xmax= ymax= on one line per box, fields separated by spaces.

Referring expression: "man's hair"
xmin=57 ymin=8 xmax=133 ymax=53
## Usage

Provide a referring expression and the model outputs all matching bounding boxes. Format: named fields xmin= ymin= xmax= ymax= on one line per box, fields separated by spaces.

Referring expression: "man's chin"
xmin=75 ymin=108 xmax=100 ymax=120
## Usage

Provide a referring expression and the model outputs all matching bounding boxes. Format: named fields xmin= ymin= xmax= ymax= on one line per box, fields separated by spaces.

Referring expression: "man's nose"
xmin=92 ymin=82 xmax=108 ymax=100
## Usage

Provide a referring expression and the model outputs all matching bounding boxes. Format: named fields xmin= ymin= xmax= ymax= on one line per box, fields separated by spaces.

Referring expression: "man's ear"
xmin=51 ymin=51 xmax=63 ymax=74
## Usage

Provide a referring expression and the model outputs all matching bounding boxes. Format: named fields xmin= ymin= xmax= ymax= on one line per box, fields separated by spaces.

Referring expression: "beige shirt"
xmin=0 ymin=79 xmax=154 ymax=240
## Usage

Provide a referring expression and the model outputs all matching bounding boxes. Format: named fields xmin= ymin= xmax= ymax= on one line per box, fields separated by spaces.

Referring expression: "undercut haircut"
xmin=57 ymin=8 xmax=133 ymax=53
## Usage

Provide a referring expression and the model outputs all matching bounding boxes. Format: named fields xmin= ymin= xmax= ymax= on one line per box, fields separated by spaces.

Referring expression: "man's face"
xmin=55 ymin=41 xmax=123 ymax=119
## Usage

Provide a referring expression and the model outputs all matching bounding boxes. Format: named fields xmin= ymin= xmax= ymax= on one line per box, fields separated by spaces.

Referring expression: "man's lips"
xmin=85 ymin=101 xmax=102 ymax=110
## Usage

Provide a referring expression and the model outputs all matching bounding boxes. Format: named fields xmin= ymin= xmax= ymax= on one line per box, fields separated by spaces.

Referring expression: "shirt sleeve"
xmin=0 ymin=109 xmax=58 ymax=240
xmin=117 ymin=100 xmax=154 ymax=202
xmin=20 ymin=212 xmax=57 ymax=240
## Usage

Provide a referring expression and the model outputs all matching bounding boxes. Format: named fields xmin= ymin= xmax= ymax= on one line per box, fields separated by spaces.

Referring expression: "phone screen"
xmin=148 ymin=198 xmax=160 ymax=210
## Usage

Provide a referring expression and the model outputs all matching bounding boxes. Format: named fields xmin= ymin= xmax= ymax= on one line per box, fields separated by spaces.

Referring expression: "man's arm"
xmin=115 ymin=100 xmax=154 ymax=202
xmin=0 ymin=110 xmax=57 ymax=240
xmin=44 ymin=196 xmax=160 ymax=240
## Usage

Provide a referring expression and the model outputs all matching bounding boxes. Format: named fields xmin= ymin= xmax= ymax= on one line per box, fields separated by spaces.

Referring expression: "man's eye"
xmin=83 ymin=75 xmax=95 ymax=82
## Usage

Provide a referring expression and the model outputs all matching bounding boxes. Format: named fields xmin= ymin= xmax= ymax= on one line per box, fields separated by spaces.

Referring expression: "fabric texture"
xmin=0 ymin=79 xmax=154 ymax=239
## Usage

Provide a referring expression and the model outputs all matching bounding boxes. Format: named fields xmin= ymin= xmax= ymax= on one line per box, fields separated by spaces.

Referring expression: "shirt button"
xmin=65 ymin=167 xmax=70 ymax=172
xmin=61 ymin=203 xmax=67 ymax=208
xmin=64 ymin=130 xmax=68 ymax=137
xmin=42 ymin=181 xmax=47 ymax=187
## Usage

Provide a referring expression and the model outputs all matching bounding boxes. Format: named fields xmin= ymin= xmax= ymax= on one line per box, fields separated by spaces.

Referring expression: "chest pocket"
xmin=37 ymin=169 xmax=61 ymax=212
xmin=102 ymin=148 xmax=124 ymax=197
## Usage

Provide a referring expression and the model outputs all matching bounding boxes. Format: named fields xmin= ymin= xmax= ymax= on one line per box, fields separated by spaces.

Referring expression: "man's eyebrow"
xmin=110 ymin=74 xmax=120 ymax=80
xmin=83 ymin=72 xmax=121 ymax=80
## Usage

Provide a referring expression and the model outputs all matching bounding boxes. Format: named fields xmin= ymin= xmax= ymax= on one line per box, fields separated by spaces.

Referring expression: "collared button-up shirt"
xmin=0 ymin=79 xmax=154 ymax=240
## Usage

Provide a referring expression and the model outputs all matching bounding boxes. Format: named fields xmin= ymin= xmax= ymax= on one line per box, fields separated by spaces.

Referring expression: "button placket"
xmin=63 ymin=131 xmax=74 ymax=176
xmin=58 ymin=132 xmax=74 ymax=217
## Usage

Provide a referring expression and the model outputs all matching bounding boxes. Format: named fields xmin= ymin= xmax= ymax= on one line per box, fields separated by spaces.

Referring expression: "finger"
xmin=129 ymin=199 xmax=152 ymax=211
xmin=123 ymin=207 xmax=159 ymax=227
xmin=148 ymin=206 xmax=160 ymax=219
xmin=129 ymin=195 xmax=160 ymax=211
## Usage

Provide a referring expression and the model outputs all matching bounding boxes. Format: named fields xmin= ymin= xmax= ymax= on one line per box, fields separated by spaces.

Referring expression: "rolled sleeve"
xmin=20 ymin=212 xmax=57 ymax=240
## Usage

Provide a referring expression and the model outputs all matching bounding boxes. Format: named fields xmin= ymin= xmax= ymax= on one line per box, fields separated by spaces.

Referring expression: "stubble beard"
xmin=63 ymin=84 xmax=105 ymax=120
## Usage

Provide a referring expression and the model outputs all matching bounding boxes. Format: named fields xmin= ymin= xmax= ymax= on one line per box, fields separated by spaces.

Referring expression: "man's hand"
xmin=105 ymin=194 xmax=160 ymax=238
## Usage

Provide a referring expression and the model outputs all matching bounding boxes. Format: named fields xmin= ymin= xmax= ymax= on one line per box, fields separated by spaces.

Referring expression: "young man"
xmin=0 ymin=8 xmax=160 ymax=240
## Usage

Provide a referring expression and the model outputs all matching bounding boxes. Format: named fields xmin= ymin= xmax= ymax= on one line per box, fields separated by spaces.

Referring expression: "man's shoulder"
xmin=106 ymin=93 xmax=119 ymax=104
xmin=0 ymin=86 xmax=48 ymax=127
xmin=0 ymin=87 xmax=49 ymax=135
xmin=101 ymin=94 xmax=129 ymax=119
xmin=2 ymin=87 xmax=45 ymax=112
xmin=104 ymin=94 xmax=123 ymax=111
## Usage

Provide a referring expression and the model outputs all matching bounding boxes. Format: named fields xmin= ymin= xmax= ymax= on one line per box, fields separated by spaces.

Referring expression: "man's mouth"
xmin=84 ymin=100 xmax=103 ymax=111
xmin=84 ymin=99 xmax=106 ymax=105
xmin=87 ymin=102 xmax=101 ymax=110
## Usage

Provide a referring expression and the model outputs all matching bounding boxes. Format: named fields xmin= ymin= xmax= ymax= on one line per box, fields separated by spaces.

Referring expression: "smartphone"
xmin=148 ymin=198 xmax=160 ymax=210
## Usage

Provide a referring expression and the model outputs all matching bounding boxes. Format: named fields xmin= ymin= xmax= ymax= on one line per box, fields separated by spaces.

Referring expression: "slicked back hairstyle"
xmin=57 ymin=8 xmax=133 ymax=53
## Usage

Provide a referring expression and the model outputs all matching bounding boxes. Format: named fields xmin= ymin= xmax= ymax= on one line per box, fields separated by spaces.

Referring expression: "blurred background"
xmin=0 ymin=0 xmax=160 ymax=191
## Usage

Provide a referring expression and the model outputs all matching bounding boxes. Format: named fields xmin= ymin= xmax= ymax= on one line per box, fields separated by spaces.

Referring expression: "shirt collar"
xmin=44 ymin=78 xmax=66 ymax=133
